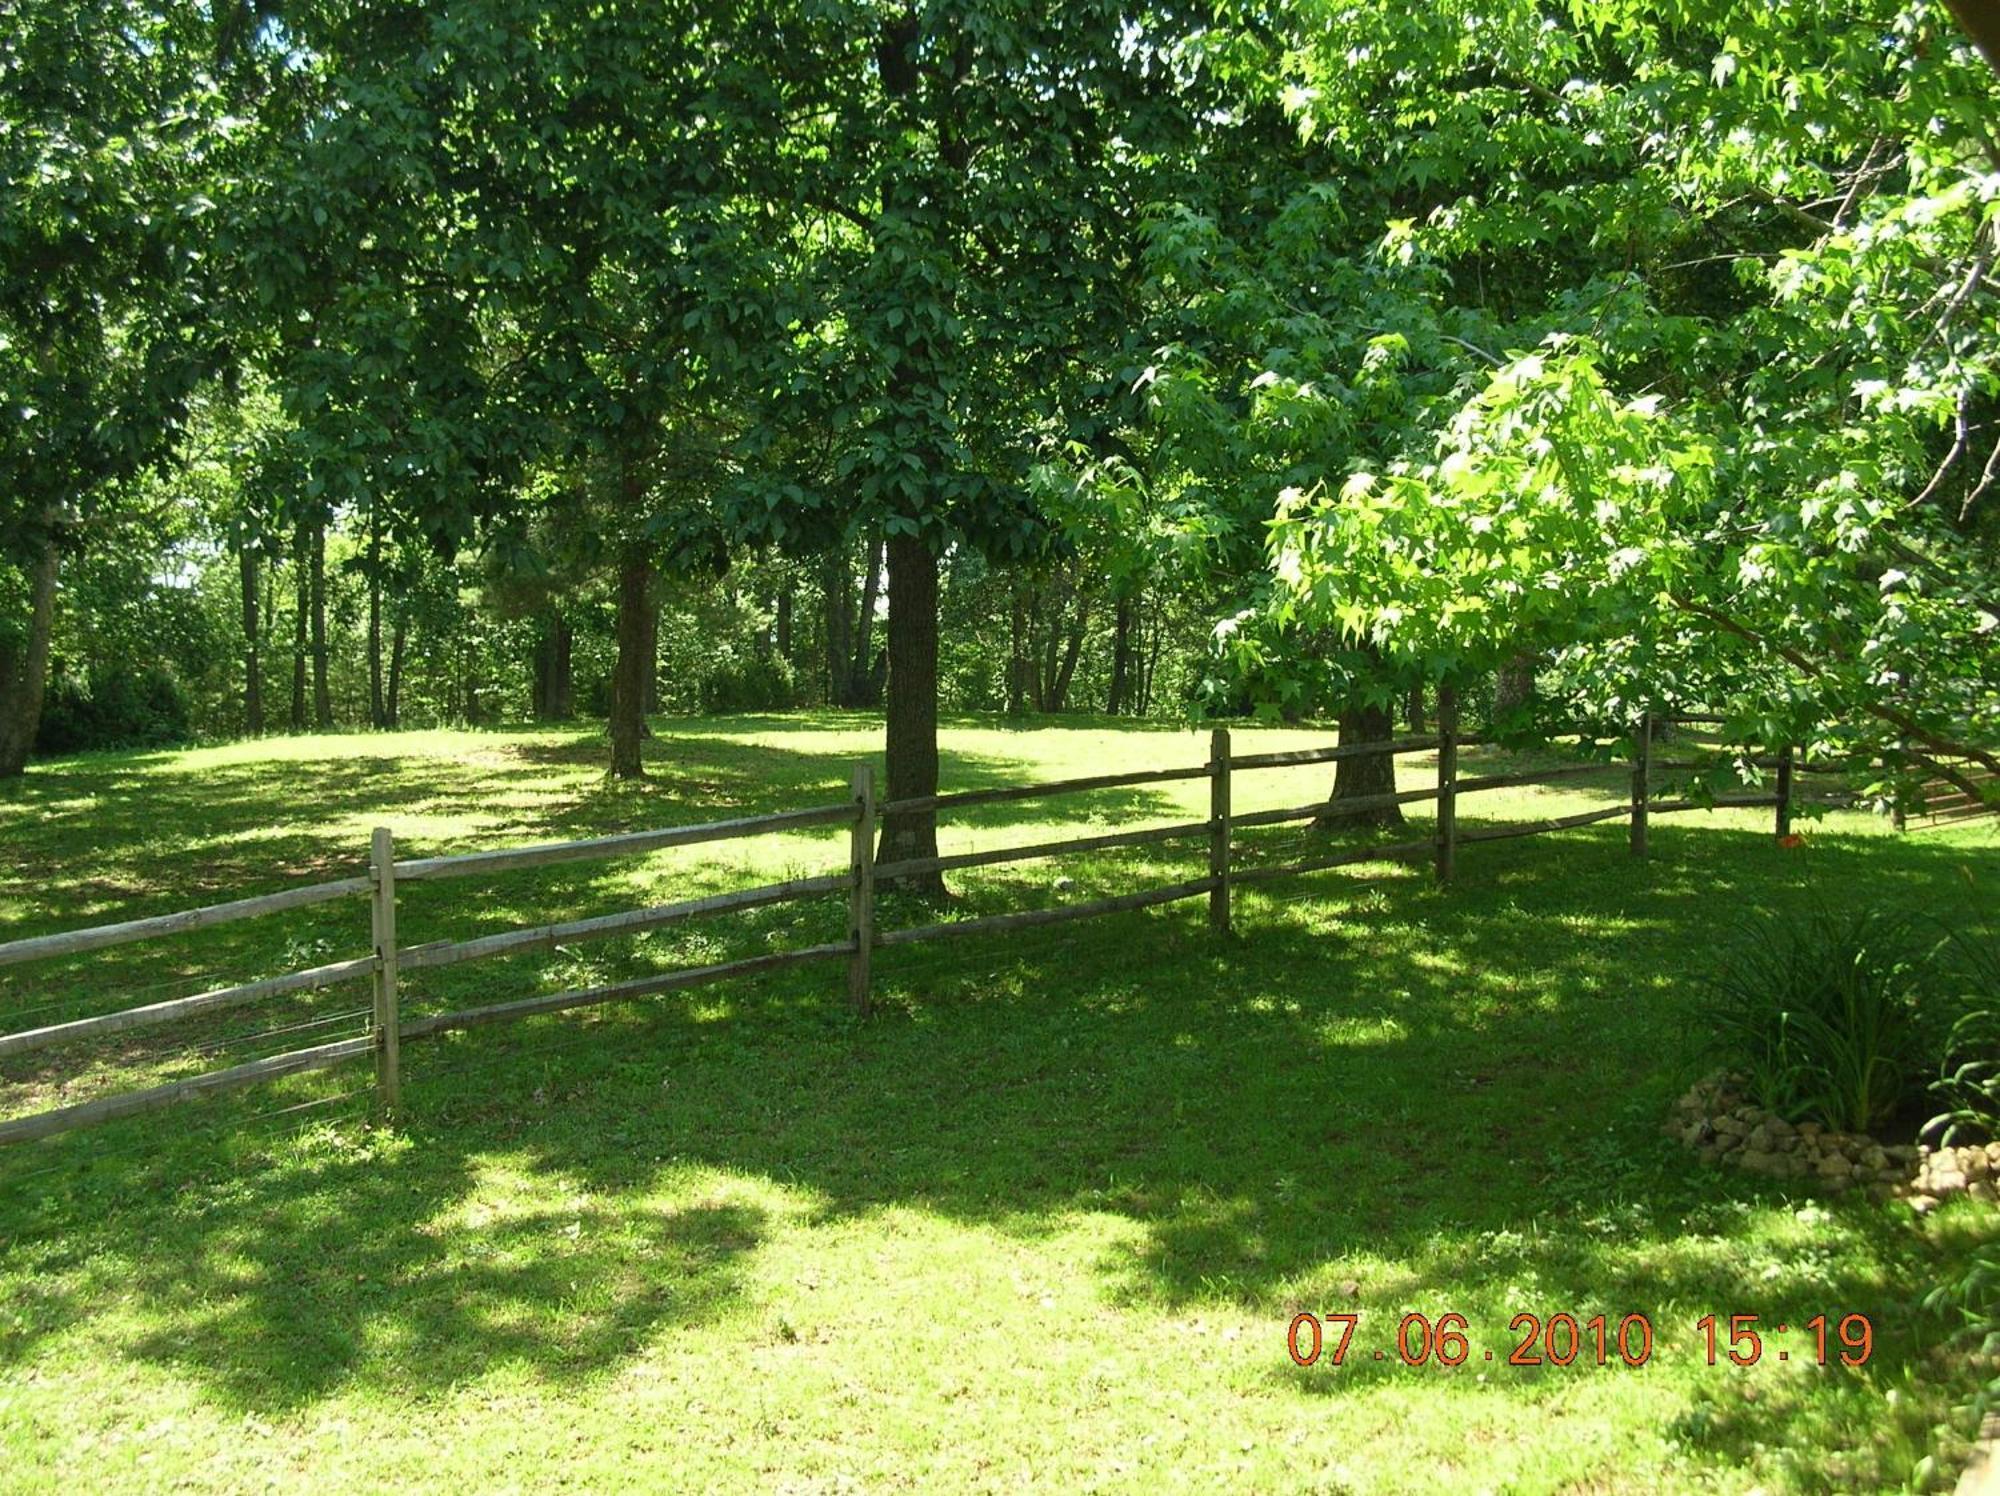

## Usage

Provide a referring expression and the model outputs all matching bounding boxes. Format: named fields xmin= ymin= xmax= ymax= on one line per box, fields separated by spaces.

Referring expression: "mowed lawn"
xmin=0 ymin=713 xmax=1995 ymax=1493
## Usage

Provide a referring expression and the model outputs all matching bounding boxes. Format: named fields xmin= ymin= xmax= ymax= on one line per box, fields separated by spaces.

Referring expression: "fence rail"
xmin=0 ymin=703 xmax=1963 ymax=1149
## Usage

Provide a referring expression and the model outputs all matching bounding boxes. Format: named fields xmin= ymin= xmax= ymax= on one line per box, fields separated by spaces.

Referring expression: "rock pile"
xmin=1668 ymin=1073 xmax=1999 ymax=1209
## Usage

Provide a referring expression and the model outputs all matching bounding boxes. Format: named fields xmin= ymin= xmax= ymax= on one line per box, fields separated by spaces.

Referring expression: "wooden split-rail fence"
xmin=1897 ymin=761 xmax=2000 ymax=832
xmin=0 ymin=701 xmax=1855 ymax=1149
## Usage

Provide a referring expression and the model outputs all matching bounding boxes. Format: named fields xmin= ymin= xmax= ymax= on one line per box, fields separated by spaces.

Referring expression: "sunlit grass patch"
xmin=0 ymin=714 xmax=1993 ymax=1492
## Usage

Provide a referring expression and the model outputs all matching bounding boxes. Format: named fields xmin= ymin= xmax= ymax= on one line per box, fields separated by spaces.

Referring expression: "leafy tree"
xmin=0 ymin=0 xmax=230 ymax=776
xmin=725 ymin=2 xmax=1225 ymax=883
xmin=1165 ymin=0 xmax=1999 ymax=806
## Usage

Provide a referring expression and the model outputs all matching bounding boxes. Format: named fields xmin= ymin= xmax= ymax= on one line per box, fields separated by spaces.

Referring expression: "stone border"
xmin=1668 ymin=1073 xmax=2000 ymax=1211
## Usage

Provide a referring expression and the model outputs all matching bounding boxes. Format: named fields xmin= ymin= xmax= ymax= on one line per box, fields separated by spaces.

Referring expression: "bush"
xmin=1694 ymin=909 xmax=1942 ymax=1135
xmin=698 ymin=648 xmax=797 ymax=714
xmin=34 ymin=665 xmax=194 ymax=756
xmin=1928 ymin=928 xmax=2000 ymax=1146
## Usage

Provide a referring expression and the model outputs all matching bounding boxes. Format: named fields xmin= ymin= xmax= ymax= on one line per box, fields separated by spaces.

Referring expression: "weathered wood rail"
xmin=0 ymin=705 xmax=1875 ymax=1148
xmin=1902 ymin=761 xmax=2000 ymax=831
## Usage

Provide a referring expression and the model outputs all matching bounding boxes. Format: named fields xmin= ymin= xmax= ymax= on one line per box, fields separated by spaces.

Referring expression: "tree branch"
xmin=1666 ymin=591 xmax=2000 ymax=775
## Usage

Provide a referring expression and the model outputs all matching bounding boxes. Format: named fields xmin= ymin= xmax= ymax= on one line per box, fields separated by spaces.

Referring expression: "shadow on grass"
xmin=0 ymin=811 xmax=1990 ymax=1468
xmin=0 ymin=719 xmax=1192 ymax=1069
xmin=0 ymin=719 xmax=1188 ymax=936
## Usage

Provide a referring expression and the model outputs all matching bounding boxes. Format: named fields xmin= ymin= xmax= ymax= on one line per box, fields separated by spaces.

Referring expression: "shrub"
xmin=698 ymin=648 xmax=797 ymax=714
xmin=1928 ymin=928 xmax=2000 ymax=1146
xmin=1694 ymin=909 xmax=1941 ymax=1135
xmin=1922 ymin=1240 xmax=2000 ymax=1460
xmin=34 ymin=665 xmax=193 ymax=756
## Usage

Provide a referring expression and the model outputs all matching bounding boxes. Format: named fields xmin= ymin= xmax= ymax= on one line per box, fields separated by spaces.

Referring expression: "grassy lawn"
xmin=0 ymin=713 xmax=1995 ymax=1492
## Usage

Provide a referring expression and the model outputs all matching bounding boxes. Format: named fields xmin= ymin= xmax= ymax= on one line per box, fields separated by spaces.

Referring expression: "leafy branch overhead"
xmin=1139 ymin=0 xmax=1999 ymax=775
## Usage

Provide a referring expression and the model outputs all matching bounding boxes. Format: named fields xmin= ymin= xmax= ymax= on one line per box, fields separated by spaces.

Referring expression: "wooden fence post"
xmin=1209 ymin=726 xmax=1231 ymax=934
xmin=1630 ymin=712 xmax=1650 ymax=859
xmin=1435 ymin=684 xmax=1458 ymax=884
xmin=1774 ymin=742 xmax=1794 ymax=839
xmin=848 ymin=763 xmax=875 ymax=1016
xmin=369 ymin=826 xmax=401 ymax=1109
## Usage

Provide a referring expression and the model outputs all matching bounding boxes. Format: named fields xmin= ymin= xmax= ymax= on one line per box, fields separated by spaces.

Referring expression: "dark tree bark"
xmin=530 ymin=625 xmax=549 ymax=720
xmin=240 ymin=545 xmax=264 ymax=736
xmin=1140 ymin=613 xmax=1164 ymax=715
xmin=848 ymin=536 xmax=884 ymax=706
xmin=309 ymin=522 xmax=332 ymax=729
xmin=1493 ymin=652 xmax=1537 ymax=723
xmin=366 ymin=513 xmax=386 ymax=730
xmin=1107 ymin=595 xmax=1137 ymax=714
xmin=386 ymin=616 xmax=407 ymax=728
xmin=532 ymin=610 xmax=574 ymax=721
xmin=0 ymin=530 xmax=59 ymax=779
xmin=1048 ymin=591 xmax=1090 ymax=713
xmin=1405 ymin=683 xmax=1426 ymax=734
xmin=1943 ymin=0 xmax=2000 ymax=80
xmin=1007 ymin=584 xmax=1029 ymax=716
xmin=775 ymin=583 xmax=794 ymax=661
xmin=876 ymin=533 xmax=944 ymax=893
xmin=1034 ymin=579 xmax=1058 ymax=710
xmin=261 ymin=562 xmax=277 ymax=703
xmin=609 ymin=547 xmax=652 ymax=778
xmin=289 ymin=524 xmax=308 ymax=731
xmin=822 ymin=550 xmax=854 ymax=705
xmin=642 ymin=600 xmax=661 ymax=716
xmin=1313 ymin=699 xmax=1405 ymax=831
xmin=553 ymin=616 xmax=574 ymax=718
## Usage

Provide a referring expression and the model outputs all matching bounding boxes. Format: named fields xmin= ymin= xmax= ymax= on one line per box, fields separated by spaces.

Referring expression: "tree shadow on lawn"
xmin=0 ymin=822 xmax=1990 ymax=1435
xmin=3 ymin=710 xmax=1243 ymax=934
xmin=0 ymin=730 xmax=1189 ymax=1115
xmin=0 ymin=1137 xmax=766 ymax=1410
xmin=0 ymin=722 xmax=1177 ymax=981
xmin=0 ymin=723 xmax=1066 ymax=933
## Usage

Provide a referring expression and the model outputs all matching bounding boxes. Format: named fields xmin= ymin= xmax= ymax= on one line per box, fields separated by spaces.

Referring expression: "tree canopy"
xmin=2 ymin=0 xmax=1994 ymax=822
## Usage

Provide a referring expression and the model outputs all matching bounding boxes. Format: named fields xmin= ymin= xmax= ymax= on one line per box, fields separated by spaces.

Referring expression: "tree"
xmin=731 ymin=3 xmax=1222 ymax=886
xmin=0 ymin=0 xmax=226 ymax=776
xmin=1246 ymin=1 xmax=2000 ymax=801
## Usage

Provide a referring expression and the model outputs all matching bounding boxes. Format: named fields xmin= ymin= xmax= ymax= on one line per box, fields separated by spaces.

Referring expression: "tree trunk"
xmin=1035 ymin=580 xmax=1059 ymax=711
xmin=609 ymin=547 xmax=652 ymax=779
xmin=1049 ymin=592 xmax=1091 ymax=713
xmin=822 ymin=550 xmax=853 ymax=705
xmin=1107 ymin=596 xmax=1136 ymax=714
xmin=1140 ymin=613 xmax=1163 ymax=715
xmin=386 ymin=615 xmax=407 ymax=728
xmin=1943 ymin=0 xmax=2000 ymax=81
xmin=1007 ymin=584 xmax=1029 ymax=716
xmin=261 ymin=560 xmax=277 ymax=718
xmin=530 ymin=623 xmax=550 ymax=720
xmin=848 ymin=536 xmax=884 ymax=706
xmin=1493 ymin=652 xmax=1537 ymax=723
xmin=775 ymin=583 xmax=794 ymax=661
xmin=1313 ymin=699 xmax=1404 ymax=831
xmin=310 ymin=522 xmax=332 ymax=729
xmin=0 ymin=532 xmax=59 ymax=779
xmin=876 ymin=533 xmax=944 ymax=893
xmin=240 ymin=545 xmax=264 ymax=736
xmin=366 ymin=509 xmax=386 ymax=729
xmin=290 ymin=524 xmax=308 ymax=730
xmin=552 ymin=616 xmax=573 ymax=718
xmin=642 ymin=599 xmax=661 ymax=717
xmin=532 ymin=610 xmax=574 ymax=721
xmin=1405 ymin=683 xmax=1426 ymax=734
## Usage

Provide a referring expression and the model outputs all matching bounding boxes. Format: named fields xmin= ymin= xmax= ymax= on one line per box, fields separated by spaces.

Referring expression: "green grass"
xmin=0 ymin=712 xmax=1995 ymax=1493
